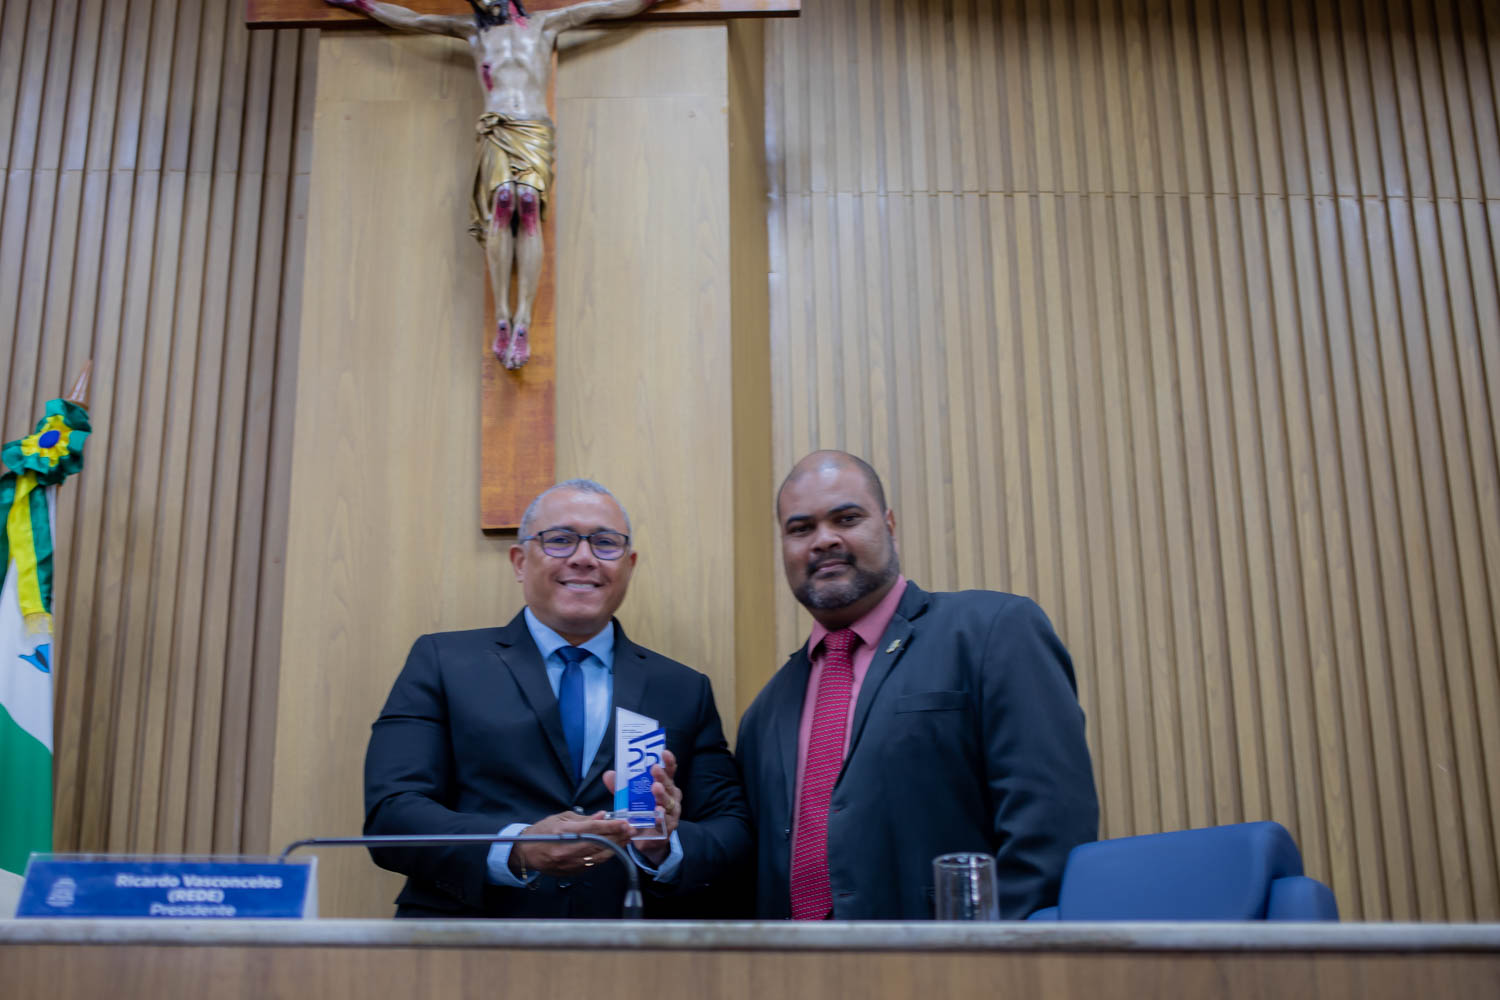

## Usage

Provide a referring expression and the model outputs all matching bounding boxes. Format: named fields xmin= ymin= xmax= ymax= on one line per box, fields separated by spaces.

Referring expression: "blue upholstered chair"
xmin=1027 ymin=821 xmax=1338 ymax=921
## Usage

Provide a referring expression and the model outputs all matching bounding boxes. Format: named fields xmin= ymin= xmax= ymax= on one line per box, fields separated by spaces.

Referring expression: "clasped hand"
xmin=510 ymin=750 xmax=681 ymax=874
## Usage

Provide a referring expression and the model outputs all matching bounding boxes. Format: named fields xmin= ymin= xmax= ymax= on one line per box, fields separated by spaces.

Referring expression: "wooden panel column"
xmin=273 ymin=22 xmax=740 ymax=917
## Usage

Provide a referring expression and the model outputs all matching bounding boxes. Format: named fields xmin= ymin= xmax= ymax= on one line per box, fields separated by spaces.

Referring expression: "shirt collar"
xmin=523 ymin=606 xmax=616 ymax=670
xmin=807 ymin=575 xmax=908 ymax=657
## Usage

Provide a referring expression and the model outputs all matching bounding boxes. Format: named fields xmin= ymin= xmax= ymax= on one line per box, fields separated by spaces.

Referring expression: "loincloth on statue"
xmin=469 ymin=113 xmax=555 ymax=244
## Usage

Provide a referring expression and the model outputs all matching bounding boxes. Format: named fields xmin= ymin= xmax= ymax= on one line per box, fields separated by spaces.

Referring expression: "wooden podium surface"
xmin=3 ymin=921 xmax=1497 ymax=999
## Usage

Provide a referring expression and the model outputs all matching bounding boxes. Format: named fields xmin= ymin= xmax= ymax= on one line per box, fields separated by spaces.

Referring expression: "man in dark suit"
xmin=364 ymin=478 xmax=750 ymax=917
xmin=736 ymin=451 xmax=1098 ymax=920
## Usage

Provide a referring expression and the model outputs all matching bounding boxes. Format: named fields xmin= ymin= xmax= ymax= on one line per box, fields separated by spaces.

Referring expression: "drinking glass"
xmin=932 ymin=852 xmax=998 ymax=920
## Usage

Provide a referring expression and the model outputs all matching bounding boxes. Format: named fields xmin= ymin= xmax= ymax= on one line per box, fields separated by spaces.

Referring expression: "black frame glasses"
xmin=520 ymin=528 xmax=631 ymax=560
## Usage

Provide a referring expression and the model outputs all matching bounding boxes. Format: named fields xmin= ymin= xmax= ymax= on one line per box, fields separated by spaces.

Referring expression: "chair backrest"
xmin=1053 ymin=821 xmax=1322 ymax=920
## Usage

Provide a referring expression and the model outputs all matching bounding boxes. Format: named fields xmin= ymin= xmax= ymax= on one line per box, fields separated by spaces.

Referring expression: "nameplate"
xmin=16 ymin=856 xmax=316 ymax=919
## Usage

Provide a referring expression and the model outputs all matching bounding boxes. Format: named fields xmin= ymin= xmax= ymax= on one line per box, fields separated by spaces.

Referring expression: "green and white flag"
xmin=0 ymin=399 xmax=89 ymax=894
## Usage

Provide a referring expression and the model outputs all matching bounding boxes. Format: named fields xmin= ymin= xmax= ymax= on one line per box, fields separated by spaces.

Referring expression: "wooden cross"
xmin=249 ymin=1 xmax=795 ymax=530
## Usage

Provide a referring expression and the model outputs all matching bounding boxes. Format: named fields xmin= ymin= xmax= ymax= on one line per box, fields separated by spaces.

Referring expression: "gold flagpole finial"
xmin=65 ymin=360 xmax=93 ymax=409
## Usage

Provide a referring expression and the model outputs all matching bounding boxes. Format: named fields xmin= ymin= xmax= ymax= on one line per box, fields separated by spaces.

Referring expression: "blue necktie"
xmin=555 ymin=646 xmax=590 ymax=783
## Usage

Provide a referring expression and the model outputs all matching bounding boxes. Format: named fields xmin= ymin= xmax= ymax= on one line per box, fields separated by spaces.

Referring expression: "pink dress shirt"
xmin=790 ymin=576 xmax=909 ymax=860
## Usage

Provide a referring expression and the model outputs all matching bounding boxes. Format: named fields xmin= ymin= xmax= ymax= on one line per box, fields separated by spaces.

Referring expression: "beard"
xmin=792 ymin=546 xmax=900 ymax=611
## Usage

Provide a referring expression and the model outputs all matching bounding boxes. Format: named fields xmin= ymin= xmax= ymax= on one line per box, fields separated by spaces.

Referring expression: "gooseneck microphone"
xmin=278 ymin=833 xmax=643 ymax=919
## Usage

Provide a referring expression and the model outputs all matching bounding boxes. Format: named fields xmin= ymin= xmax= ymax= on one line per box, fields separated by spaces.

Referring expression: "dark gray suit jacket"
xmin=735 ymin=582 xmax=1098 ymax=919
xmin=364 ymin=611 xmax=751 ymax=918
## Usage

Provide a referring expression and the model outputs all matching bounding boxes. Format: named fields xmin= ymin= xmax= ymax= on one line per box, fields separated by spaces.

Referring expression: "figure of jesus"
xmin=328 ymin=0 xmax=659 ymax=369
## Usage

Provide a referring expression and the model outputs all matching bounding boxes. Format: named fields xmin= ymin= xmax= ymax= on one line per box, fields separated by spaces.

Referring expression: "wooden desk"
xmin=2 ymin=920 xmax=1497 ymax=998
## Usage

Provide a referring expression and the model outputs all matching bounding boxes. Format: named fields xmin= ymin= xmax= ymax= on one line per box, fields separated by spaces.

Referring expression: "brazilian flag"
xmin=0 ymin=399 xmax=89 ymax=888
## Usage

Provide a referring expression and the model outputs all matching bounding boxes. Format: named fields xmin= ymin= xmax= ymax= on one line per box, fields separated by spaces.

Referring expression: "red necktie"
xmin=790 ymin=628 xmax=859 ymax=920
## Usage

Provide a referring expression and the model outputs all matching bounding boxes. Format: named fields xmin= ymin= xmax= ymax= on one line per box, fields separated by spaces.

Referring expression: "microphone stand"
xmin=278 ymin=833 xmax=644 ymax=919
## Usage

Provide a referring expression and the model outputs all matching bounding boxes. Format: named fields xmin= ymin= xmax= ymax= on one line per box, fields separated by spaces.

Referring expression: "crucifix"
xmin=248 ymin=0 xmax=797 ymax=528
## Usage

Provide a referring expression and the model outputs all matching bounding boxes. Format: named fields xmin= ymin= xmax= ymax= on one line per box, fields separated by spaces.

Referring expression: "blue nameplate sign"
xmin=16 ymin=856 xmax=316 ymax=919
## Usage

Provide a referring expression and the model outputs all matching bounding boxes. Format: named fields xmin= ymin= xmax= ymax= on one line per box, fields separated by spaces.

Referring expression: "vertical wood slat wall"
xmin=765 ymin=0 xmax=1500 ymax=921
xmin=0 ymin=0 xmax=311 ymax=857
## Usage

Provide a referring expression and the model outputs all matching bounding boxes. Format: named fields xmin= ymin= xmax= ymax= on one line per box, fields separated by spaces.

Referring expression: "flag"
xmin=0 ymin=398 xmax=89 ymax=887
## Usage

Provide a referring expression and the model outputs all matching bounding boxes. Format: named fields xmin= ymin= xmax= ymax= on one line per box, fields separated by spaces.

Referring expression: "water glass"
xmin=933 ymin=852 xmax=998 ymax=920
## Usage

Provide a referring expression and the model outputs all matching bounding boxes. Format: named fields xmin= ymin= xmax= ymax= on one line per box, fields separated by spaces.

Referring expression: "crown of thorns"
xmin=467 ymin=0 xmax=528 ymax=26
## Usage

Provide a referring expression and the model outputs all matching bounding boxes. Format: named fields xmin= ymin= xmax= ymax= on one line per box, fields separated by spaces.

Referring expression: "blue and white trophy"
xmin=610 ymin=707 xmax=668 ymax=840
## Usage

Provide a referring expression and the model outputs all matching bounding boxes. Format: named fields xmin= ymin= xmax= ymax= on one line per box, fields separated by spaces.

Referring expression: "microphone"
xmin=278 ymin=832 xmax=644 ymax=919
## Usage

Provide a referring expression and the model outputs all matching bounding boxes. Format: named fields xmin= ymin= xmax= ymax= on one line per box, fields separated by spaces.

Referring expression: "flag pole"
xmin=65 ymin=362 xmax=92 ymax=410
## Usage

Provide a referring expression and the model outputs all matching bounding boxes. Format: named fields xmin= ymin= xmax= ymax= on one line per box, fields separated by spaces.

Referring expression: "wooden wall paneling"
xmin=1332 ymin=194 xmax=1399 ymax=920
xmin=125 ymin=0 xmax=190 ymax=854
xmin=764 ymin=0 xmax=1500 ymax=918
xmin=56 ymin=0 xmax=129 ymax=858
xmin=0 ymin=0 xmax=28 ymax=172
xmin=275 ymin=22 xmax=737 ymax=915
xmin=185 ymin=6 xmax=257 ymax=855
xmin=552 ymin=21 xmax=736 ymax=691
xmin=1455 ymin=192 xmax=1500 ymax=893
xmin=875 ymin=0 xmax=905 ymax=193
xmin=98 ymin=1 xmax=162 ymax=853
xmin=1424 ymin=193 xmax=1500 ymax=917
xmin=27 ymin=0 xmax=80 ymax=418
xmin=1437 ymin=198 xmax=1500 ymax=918
xmin=1174 ymin=0 xmax=1226 ymax=835
xmin=1334 ymin=12 xmax=1407 ymax=921
xmin=1386 ymin=192 xmax=1464 ymax=920
xmin=1316 ymin=191 xmax=1373 ymax=916
xmin=3 ymin=0 xmax=308 ymax=865
xmin=810 ymin=192 xmax=837 ymax=454
xmin=198 ymin=19 xmax=277 ymax=849
xmin=1434 ymin=7 xmax=1500 ymax=909
xmin=239 ymin=24 xmax=317 ymax=858
xmin=1156 ymin=186 xmax=1206 ymax=836
xmin=1358 ymin=195 xmax=1428 ymax=922
xmin=883 ymin=196 xmax=923 ymax=588
xmin=180 ymin=1 xmax=248 ymax=855
xmin=914 ymin=196 xmax=950 ymax=585
xmin=165 ymin=0 xmax=230 ymax=856
xmin=275 ymin=28 xmax=500 ymax=915
xmin=850 ymin=1 xmax=878 ymax=196
xmin=1454 ymin=1 xmax=1500 ymax=202
xmin=218 ymin=25 xmax=301 ymax=856
xmin=45 ymin=0 xmax=103 ymax=805
xmin=1180 ymin=196 xmax=1229 ymax=832
xmin=954 ymin=191 xmax=989 ymax=588
xmin=1264 ymin=194 xmax=1328 ymax=882
xmin=1078 ymin=195 xmax=1131 ymax=840
xmin=133 ymin=0 xmax=202 ymax=855
xmin=0 ymin=1 xmax=46 ymax=437
xmin=727 ymin=17 xmax=777 ymax=723
xmin=1403 ymin=193 xmax=1482 ymax=920
xmin=1056 ymin=191 xmax=1104 ymax=814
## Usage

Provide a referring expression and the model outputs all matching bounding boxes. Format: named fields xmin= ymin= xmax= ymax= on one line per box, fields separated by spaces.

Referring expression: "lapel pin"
xmin=886 ymin=639 xmax=902 ymax=654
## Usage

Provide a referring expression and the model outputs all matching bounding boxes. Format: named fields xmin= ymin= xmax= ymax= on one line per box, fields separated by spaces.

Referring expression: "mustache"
xmin=807 ymin=553 xmax=854 ymax=574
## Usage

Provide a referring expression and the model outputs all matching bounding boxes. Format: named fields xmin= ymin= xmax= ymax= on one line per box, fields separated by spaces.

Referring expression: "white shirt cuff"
xmin=486 ymin=822 xmax=537 ymax=886
xmin=629 ymin=829 xmax=684 ymax=883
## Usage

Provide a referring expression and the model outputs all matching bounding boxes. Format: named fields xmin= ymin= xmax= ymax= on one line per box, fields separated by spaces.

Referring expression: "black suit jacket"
xmin=736 ymin=582 xmax=1098 ymax=919
xmin=364 ymin=612 xmax=751 ymax=918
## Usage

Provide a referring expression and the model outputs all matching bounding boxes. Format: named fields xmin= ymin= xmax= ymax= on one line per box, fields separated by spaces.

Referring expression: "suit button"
xmin=782 ymin=828 xmax=791 ymax=839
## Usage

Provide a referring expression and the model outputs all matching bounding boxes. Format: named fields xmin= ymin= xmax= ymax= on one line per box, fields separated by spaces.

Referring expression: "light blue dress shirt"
xmin=486 ymin=609 xmax=683 ymax=887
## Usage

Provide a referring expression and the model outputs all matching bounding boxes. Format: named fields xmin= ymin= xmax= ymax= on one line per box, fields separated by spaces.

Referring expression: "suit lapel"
xmin=845 ymin=583 xmax=928 ymax=761
xmin=774 ymin=649 xmax=812 ymax=819
xmin=492 ymin=612 xmax=574 ymax=782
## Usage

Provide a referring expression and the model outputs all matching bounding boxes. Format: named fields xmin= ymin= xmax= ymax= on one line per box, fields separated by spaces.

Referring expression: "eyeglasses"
xmin=520 ymin=528 xmax=631 ymax=560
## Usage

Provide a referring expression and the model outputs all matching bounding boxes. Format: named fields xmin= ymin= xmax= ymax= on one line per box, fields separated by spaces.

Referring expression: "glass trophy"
xmin=609 ymin=707 xmax=668 ymax=840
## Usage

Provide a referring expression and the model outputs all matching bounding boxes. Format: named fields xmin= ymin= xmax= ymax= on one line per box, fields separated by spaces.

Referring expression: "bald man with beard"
xmin=736 ymin=451 xmax=1098 ymax=920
